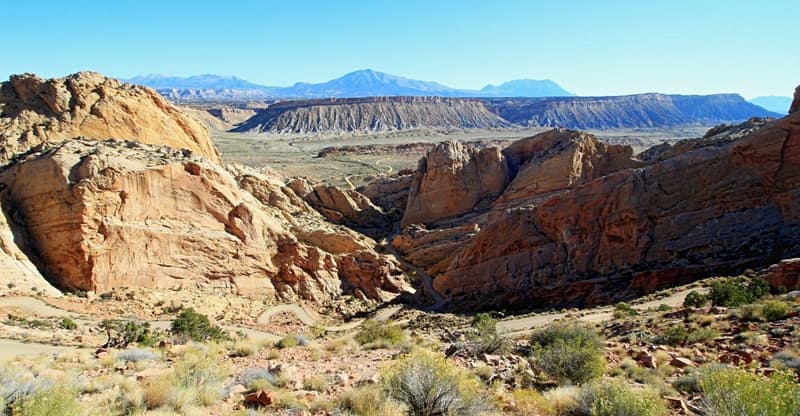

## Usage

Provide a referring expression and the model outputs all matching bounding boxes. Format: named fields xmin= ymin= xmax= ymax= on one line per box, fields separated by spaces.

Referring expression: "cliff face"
xmin=0 ymin=72 xmax=221 ymax=164
xmin=234 ymin=97 xmax=511 ymax=134
xmin=430 ymin=111 xmax=800 ymax=309
xmin=481 ymin=94 xmax=778 ymax=129
xmin=0 ymin=139 xmax=409 ymax=302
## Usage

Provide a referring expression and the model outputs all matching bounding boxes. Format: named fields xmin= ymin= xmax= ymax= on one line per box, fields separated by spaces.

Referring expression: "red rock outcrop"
xmin=402 ymin=141 xmax=509 ymax=227
xmin=764 ymin=258 xmax=800 ymax=291
xmin=0 ymin=72 xmax=221 ymax=164
xmin=433 ymin=110 xmax=800 ymax=309
xmin=0 ymin=139 xmax=409 ymax=302
xmin=791 ymin=85 xmax=800 ymax=114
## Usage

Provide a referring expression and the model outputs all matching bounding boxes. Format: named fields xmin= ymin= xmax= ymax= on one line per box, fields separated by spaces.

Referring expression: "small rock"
xmin=669 ymin=357 xmax=695 ymax=369
xmin=244 ymin=390 xmax=278 ymax=406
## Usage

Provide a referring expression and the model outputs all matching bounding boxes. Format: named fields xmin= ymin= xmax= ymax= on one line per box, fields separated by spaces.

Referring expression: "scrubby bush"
xmin=653 ymin=325 xmax=688 ymax=346
xmin=578 ymin=379 xmax=668 ymax=416
xmin=699 ymin=365 xmax=800 ymax=416
xmin=276 ymin=334 xmax=308 ymax=349
xmin=771 ymin=350 xmax=800 ymax=371
xmin=530 ymin=324 xmax=605 ymax=385
xmin=382 ymin=349 xmax=492 ymax=416
xmin=11 ymin=384 xmax=82 ymax=416
xmin=511 ymin=389 xmax=554 ymax=416
xmin=240 ymin=367 xmax=278 ymax=390
xmin=470 ymin=313 xmax=512 ymax=354
xmin=355 ymin=320 xmax=405 ymax=349
xmin=762 ymin=300 xmax=790 ymax=321
xmin=685 ymin=327 xmax=719 ymax=345
xmin=336 ymin=384 xmax=403 ymax=416
xmin=171 ymin=308 xmax=228 ymax=342
xmin=613 ymin=302 xmax=638 ymax=318
xmin=59 ymin=317 xmax=78 ymax=330
xmin=303 ymin=374 xmax=329 ymax=392
xmin=709 ymin=277 xmax=769 ymax=307
xmin=101 ymin=319 xmax=162 ymax=348
xmin=683 ymin=290 xmax=709 ymax=308
xmin=170 ymin=345 xmax=229 ymax=409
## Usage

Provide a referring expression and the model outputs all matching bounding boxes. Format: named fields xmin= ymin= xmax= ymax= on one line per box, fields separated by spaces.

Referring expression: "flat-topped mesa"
xmin=433 ymin=109 xmax=800 ymax=310
xmin=0 ymin=71 xmax=222 ymax=164
xmin=0 ymin=139 xmax=409 ymax=303
xmin=234 ymin=96 xmax=511 ymax=134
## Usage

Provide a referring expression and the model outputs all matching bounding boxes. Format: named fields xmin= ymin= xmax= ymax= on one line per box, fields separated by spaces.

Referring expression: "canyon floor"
xmin=213 ymin=126 xmax=710 ymax=188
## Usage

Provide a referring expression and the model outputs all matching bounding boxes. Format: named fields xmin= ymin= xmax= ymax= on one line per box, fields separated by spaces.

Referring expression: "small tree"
xmin=171 ymin=308 xmax=228 ymax=342
xmin=530 ymin=324 xmax=605 ymax=385
xmin=470 ymin=313 xmax=512 ymax=354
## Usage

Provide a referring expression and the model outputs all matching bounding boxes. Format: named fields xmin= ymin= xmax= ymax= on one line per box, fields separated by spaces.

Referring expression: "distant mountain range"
xmin=123 ymin=69 xmax=574 ymax=101
xmin=748 ymin=96 xmax=793 ymax=114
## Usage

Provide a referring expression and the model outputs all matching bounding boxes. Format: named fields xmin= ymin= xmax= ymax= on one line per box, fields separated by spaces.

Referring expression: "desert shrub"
xmin=698 ymin=365 xmax=800 ymax=416
xmin=685 ymin=327 xmax=719 ymax=345
xmin=542 ymin=386 xmax=581 ymax=415
xmin=240 ymin=367 xmax=277 ymax=390
xmin=530 ymin=324 xmax=605 ymax=385
xmin=116 ymin=348 xmax=160 ymax=362
xmin=673 ymin=372 xmax=702 ymax=393
xmin=613 ymin=302 xmax=638 ymax=318
xmin=230 ymin=340 xmax=258 ymax=357
xmin=709 ymin=277 xmax=769 ymax=307
xmin=274 ymin=334 xmax=310 ymax=349
xmin=101 ymin=319 xmax=162 ymax=348
xmin=303 ymin=374 xmax=328 ymax=392
xmin=578 ymin=379 xmax=668 ymax=416
xmin=653 ymin=325 xmax=687 ymax=346
xmin=11 ymin=384 xmax=82 ymax=416
xmin=656 ymin=304 xmax=672 ymax=312
xmin=470 ymin=313 xmax=512 ymax=354
xmin=59 ymin=317 xmax=78 ymax=330
xmin=382 ymin=349 xmax=492 ymax=416
xmin=762 ymin=300 xmax=790 ymax=321
xmin=170 ymin=345 xmax=228 ymax=408
xmin=771 ymin=350 xmax=800 ymax=371
xmin=336 ymin=384 xmax=403 ymax=416
xmin=737 ymin=304 xmax=765 ymax=321
xmin=355 ymin=320 xmax=405 ymax=349
xmin=171 ymin=308 xmax=228 ymax=342
xmin=511 ymin=389 xmax=554 ymax=416
xmin=683 ymin=290 xmax=709 ymax=308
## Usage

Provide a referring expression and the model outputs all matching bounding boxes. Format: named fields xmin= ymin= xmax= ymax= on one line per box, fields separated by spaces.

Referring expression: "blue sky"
xmin=3 ymin=0 xmax=798 ymax=98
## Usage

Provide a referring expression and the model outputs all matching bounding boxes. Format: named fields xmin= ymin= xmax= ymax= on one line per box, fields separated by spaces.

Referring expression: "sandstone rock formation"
xmin=287 ymin=179 xmax=393 ymax=237
xmin=402 ymin=142 xmax=509 ymax=227
xmin=0 ymin=72 xmax=221 ymax=164
xmin=0 ymin=139 xmax=408 ymax=303
xmin=0 ymin=200 xmax=60 ymax=296
xmin=432 ymin=110 xmax=800 ymax=309
xmin=764 ymin=258 xmax=800 ymax=291
xmin=791 ymin=85 xmax=800 ymax=114
xmin=401 ymin=130 xmax=638 ymax=227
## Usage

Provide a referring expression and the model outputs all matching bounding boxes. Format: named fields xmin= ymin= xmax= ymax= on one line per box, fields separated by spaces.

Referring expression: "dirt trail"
xmin=498 ymin=287 xmax=707 ymax=334
xmin=0 ymin=340 xmax=76 ymax=361
xmin=382 ymin=240 xmax=446 ymax=311
xmin=0 ymin=297 xmax=78 ymax=318
xmin=256 ymin=303 xmax=402 ymax=332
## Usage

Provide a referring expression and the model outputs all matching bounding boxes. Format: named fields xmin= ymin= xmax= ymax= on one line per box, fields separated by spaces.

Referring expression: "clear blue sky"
xmin=3 ymin=0 xmax=798 ymax=98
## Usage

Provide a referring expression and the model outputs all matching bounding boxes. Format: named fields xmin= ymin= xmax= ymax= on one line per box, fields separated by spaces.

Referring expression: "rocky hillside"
xmin=0 ymin=72 xmax=410 ymax=306
xmin=234 ymin=97 xmax=511 ymax=134
xmin=481 ymin=93 xmax=778 ymax=129
xmin=0 ymin=72 xmax=221 ymax=163
xmin=383 ymin=100 xmax=800 ymax=310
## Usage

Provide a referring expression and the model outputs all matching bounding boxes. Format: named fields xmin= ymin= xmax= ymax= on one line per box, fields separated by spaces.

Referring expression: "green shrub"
xmin=101 ymin=320 xmax=162 ymax=348
xmin=737 ymin=304 xmax=765 ymax=321
xmin=511 ymin=389 xmax=554 ymax=416
xmin=530 ymin=324 xmax=605 ymax=385
xmin=59 ymin=317 xmax=78 ymax=330
xmin=613 ymin=302 xmax=638 ymax=318
xmin=470 ymin=313 xmax=512 ymax=354
xmin=762 ymin=300 xmax=790 ymax=321
xmin=699 ymin=365 xmax=800 ymax=416
xmin=579 ymin=379 xmax=668 ymax=416
xmin=683 ymin=290 xmax=709 ymax=308
xmin=382 ymin=349 xmax=492 ymax=416
xmin=686 ymin=327 xmax=719 ymax=345
xmin=653 ymin=325 xmax=688 ymax=346
xmin=11 ymin=384 xmax=82 ymax=416
xmin=709 ymin=277 xmax=768 ymax=307
xmin=336 ymin=384 xmax=403 ymax=416
xmin=355 ymin=320 xmax=405 ymax=349
xmin=170 ymin=308 xmax=228 ymax=342
xmin=276 ymin=334 xmax=309 ymax=349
